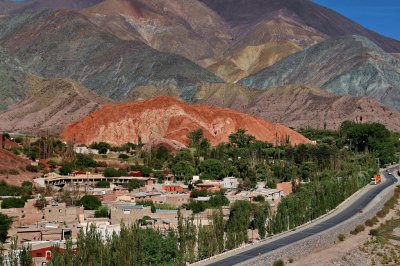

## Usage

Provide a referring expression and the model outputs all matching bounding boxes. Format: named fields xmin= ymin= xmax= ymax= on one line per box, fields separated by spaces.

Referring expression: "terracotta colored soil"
xmin=61 ymin=96 xmax=311 ymax=147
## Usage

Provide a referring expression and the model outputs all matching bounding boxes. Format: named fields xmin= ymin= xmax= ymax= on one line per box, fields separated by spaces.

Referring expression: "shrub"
xmin=365 ymin=217 xmax=379 ymax=227
xmin=26 ymin=165 xmax=39 ymax=173
xmin=1 ymin=197 xmax=27 ymax=209
xmin=369 ymin=229 xmax=379 ymax=236
xmin=118 ymin=154 xmax=130 ymax=160
xmin=96 ymin=180 xmax=110 ymax=188
xmin=76 ymin=195 xmax=101 ymax=210
xmin=94 ymin=205 xmax=109 ymax=218
xmin=253 ymin=195 xmax=265 ymax=202
xmin=338 ymin=234 xmax=346 ymax=241
xmin=350 ymin=224 xmax=365 ymax=235
xmin=273 ymin=260 xmax=285 ymax=266
xmin=288 ymin=258 xmax=294 ymax=263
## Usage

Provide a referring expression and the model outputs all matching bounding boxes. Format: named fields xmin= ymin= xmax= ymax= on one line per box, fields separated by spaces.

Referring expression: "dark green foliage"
xmin=95 ymin=180 xmax=110 ymax=188
xmin=75 ymin=154 xmax=97 ymax=168
xmin=89 ymin=142 xmax=110 ymax=154
xmin=94 ymin=205 xmax=109 ymax=218
xmin=350 ymin=224 xmax=365 ymax=235
xmin=118 ymin=153 xmax=129 ymax=160
xmin=229 ymin=129 xmax=256 ymax=148
xmin=1 ymin=197 xmax=28 ymax=209
xmin=171 ymin=161 xmax=195 ymax=181
xmin=208 ymin=194 xmax=230 ymax=208
xmin=338 ymin=234 xmax=346 ymax=241
xmin=103 ymin=167 xmax=128 ymax=177
xmin=76 ymin=195 xmax=101 ymax=210
xmin=59 ymin=164 xmax=73 ymax=176
xmin=0 ymin=213 xmax=11 ymax=243
xmin=190 ymin=189 xmax=208 ymax=198
xmin=49 ymin=224 xmax=180 ymax=266
xmin=0 ymin=180 xmax=32 ymax=196
xmin=124 ymin=179 xmax=145 ymax=191
xmin=369 ymin=229 xmax=379 ymax=236
xmin=340 ymin=121 xmax=397 ymax=165
xmin=25 ymin=165 xmax=39 ymax=172
xmin=253 ymin=195 xmax=265 ymax=202
xmin=273 ymin=259 xmax=285 ymax=266
xmin=198 ymin=159 xmax=224 ymax=180
xmin=130 ymin=165 xmax=153 ymax=177
xmin=226 ymin=200 xmax=253 ymax=249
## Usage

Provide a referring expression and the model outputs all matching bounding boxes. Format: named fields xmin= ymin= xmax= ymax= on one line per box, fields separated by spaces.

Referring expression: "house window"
xmin=36 ymin=253 xmax=43 ymax=257
xmin=45 ymin=250 xmax=52 ymax=258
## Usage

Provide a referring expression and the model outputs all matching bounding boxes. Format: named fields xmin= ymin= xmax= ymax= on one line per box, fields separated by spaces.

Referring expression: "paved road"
xmin=207 ymin=169 xmax=398 ymax=266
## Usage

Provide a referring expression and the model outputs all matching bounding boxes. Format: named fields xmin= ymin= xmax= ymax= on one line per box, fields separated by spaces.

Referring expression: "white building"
xmin=221 ymin=177 xmax=239 ymax=190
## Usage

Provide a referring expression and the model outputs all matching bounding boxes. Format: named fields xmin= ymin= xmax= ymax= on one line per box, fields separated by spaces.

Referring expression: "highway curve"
xmin=207 ymin=170 xmax=398 ymax=266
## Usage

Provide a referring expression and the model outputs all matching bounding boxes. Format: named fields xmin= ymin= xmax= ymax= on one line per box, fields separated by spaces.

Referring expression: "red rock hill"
xmin=61 ymin=96 xmax=311 ymax=147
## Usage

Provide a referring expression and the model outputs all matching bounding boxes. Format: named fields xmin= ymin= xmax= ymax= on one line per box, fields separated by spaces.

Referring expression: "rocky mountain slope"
xmin=61 ymin=96 xmax=311 ymax=147
xmin=0 ymin=0 xmax=102 ymax=15
xmin=82 ymin=0 xmax=232 ymax=64
xmin=240 ymin=35 xmax=400 ymax=111
xmin=0 ymin=9 xmax=221 ymax=102
xmin=0 ymin=46 xmax=29 ymax=111
xmin=82 ymin=0 xmax=400 ymax=82
xmin=195 ymin=84 xmax=400 ymax=132
xmin=0 ymin=77 xmax=110 ymax=134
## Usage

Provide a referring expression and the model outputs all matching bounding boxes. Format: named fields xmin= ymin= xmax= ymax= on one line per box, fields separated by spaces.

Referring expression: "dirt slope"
xmin=0 ymin=76 xmax=110 ymax=134
xmin=196 ymin=84 xmax=400 ymax=132
xmin=61 ymin=96 xmax=311 ymax=147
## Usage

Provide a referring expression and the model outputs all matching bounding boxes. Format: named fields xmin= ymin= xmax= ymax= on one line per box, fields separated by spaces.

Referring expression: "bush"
xmin=1 ymin=197 xmax=27 ymax=209
xmin=338 ymin=234 xmax=346 ymax=241
xmin=350 ymin=224 xmax=365 ymax=235
xmin=94 ymin=205 xmax=109 ymax=218
xmin=0 ymin=213 xmax=12 ymax=243
xmin=26 ymin=165 xmax=39 ymax=172
xmin=369 ymin=229 xmax=379 ymax=236
xmin=273 ymin=260 xmax=285 ymax=266
xmin=76 ymin=195 xmax=101 ymax=210
xmin=288 ymin=258 xmax=294 ymax=263
xmin=96 ymin=180 xmax=110 ymax=188
xmin=253 ymin=195 xmax=265 ymax=202
xmin=365 ymin=217 xmax=379 ymax=227
xmin=118 ymin=154 xmax=130 ymax=160
xmin=124 ymin=180 xmax=145 ymax=191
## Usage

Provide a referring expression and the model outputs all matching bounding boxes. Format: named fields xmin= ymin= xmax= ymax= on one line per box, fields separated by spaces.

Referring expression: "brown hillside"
xmin=0 ymin=76 xmax=110 ymax=134
xmin=196 ymin=84 xmax=400 ymax=132
xmin=61 ymin=96 xmax=311 ymax=147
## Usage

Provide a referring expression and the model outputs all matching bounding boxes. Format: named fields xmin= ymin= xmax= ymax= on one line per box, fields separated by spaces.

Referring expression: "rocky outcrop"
xmin=61 ymin=96 xmax=311 ymax=147
xmin=240 ymin=36 xmax=400 ymax=111
xmin=0 ymin=76 xmax=110 ymax=134
xmin=0 ymin=0 xmax=102 ymax=15
xmin=82 ymin=0 xmax=400 ymax=82
xmin=196 ymin=84 xmax=400 ymax=132
xmin=0 ymin=9 xmax=221 ymax=102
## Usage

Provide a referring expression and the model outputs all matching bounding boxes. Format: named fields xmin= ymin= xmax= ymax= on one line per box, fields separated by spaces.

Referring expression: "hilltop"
xmin=0 ymin=77 xmax=110 ymax=134
xmin=240 ymin=35 xmax=400 ymax=111
xmin=61 ymin=96 xmax=311 ymax=147
xmin=82 ymin=0 xmax=400 ymax=82
xmin=0 ymin=9 xmax=221 ymax=102
xmin=196 ymin=84 xmax=400 ymax=132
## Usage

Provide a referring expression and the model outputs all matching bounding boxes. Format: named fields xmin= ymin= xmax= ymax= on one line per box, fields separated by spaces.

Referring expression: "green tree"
xmin=171 ymin=161 xmax=195 ymax=181
xmin=76 ymin=195 xmax=101 ymax=210
xmin=229 ymin=129 xmax=256 ymax=148
xmin=198 ymin=159 xmax=224 ymax=180
xmin=226 ymin=200 xmax=253 ymax=249
xmin=94 ymin=205 xmax=109 ymax=218
xmin=0 ymin=213 xmax=12 ymax=243
xmin=95 ymin=180 xmax=110 ymax=188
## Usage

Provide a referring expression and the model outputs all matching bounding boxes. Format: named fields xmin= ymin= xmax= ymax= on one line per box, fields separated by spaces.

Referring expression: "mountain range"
xmin=0 ymin=0 xmax=400 ymax=137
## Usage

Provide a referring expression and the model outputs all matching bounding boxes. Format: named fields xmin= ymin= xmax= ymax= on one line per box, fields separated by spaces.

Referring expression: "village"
xmin=0 ymin=136 xmax=293 ymax=265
